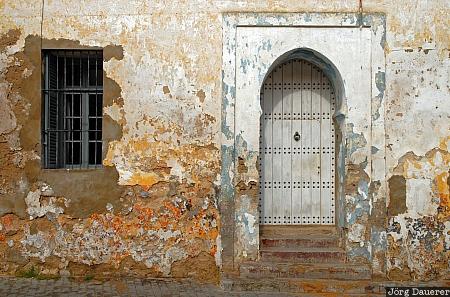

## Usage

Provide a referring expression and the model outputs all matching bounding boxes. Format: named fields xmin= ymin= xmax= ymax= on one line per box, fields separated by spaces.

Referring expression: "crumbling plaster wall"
xmin=0 ymin=0 xmax=448 ymax=282
xmin=0 ymin=0 xmax=222 ymax=281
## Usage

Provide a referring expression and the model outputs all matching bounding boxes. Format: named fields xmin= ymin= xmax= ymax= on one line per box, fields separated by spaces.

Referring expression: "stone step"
xmin=222 ymin=277 xmax=385 ymax=295
xmin=260 ymin=247 xmax=346 ymax=263
xmin=261 ymin=236 xmax=340 ymax=249
xmin=260 ymin=225 xmax=338 ymax=237
xmin=240 ymin=261 xmax=371 ymax=280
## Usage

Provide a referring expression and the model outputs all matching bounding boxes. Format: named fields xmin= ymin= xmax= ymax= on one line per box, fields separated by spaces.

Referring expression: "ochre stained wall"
xmin=0 ymin=0 xmax=448 ymax=282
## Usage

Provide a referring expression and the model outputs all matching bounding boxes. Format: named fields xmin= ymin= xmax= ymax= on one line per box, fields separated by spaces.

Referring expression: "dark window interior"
xmin=42 ymin=50 xmax=103 ymax=169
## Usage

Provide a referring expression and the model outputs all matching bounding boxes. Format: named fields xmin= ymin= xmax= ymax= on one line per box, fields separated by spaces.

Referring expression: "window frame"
xmin=42 ymin=49 xmax=104 ymax=169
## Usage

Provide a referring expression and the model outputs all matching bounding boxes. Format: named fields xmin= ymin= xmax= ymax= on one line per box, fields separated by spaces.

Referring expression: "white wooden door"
xmin=259 ymin=59 xmax=335 ymax=225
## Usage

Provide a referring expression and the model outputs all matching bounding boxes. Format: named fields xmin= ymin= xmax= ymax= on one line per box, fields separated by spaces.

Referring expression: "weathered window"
xmin=42 ymin=50 xmax=103 ymax=169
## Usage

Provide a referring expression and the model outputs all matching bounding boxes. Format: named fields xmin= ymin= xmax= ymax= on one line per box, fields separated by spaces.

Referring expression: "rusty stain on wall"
xmin=0 ymin=6 xmax=221 ymax=281
xmin=387 ymin=140 xmax=449 ymax=280
xmin=388 ymin=175 xmax=407 ymax=217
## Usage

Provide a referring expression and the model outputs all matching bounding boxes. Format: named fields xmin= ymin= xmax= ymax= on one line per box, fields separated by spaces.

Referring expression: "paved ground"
xmin=0 ymin=276 xmax=297 ymax=297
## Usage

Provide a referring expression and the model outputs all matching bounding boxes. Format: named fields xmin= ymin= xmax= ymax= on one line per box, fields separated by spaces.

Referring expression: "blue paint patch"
xmin=380 ymin=29 xmax=387 ymax=49
xmin=375 ymin=71 xmax=386 ymax=97
xmin=261 ymin=39 xmax=272 ymax=51
xmin=371 ymin=227 xmax=387 ymax=250
xmin=303 ymin=13 xmax=312 ymax=22
xmin=235 ymin=134 xmax=248 ymax=155
xmin=358 ymin=179 xmax=369 ymax=198
xmin=371 ymin=146 xmax=379 ymax=154
xmin=221 ymin=79 xmax=234 ymax=140
xmin=235 ymin=194 xmax=257 ymax=239
xmin=366 ymin=13 xmax=387 ymax=49
xmin=347 ymin=245 xmax=371 ymax=261
xmin=255 ymin=15 xmax=273 ymax=26
xmin=337 ymin=143 xmax=346 ymax=176
xmin=239 ymin=58 xmax=252 ymax=74
xmin=360 ymin=157 xmax=368 ymax=170
xmin=337 ymin=141 xmax=347 ymax=229
xmin=361 ymin=14 xmax=374 ymax=27
xmin=372 ymin=96 xmax=382 ymax=121
xmin=220 ymin=145 xmax=234 ymax=200
xmin=346 ymin=123 xmax=368 ymax=157
xmin=347 ymin=201 xmax=370 ymax=224
xmin=341 ymin=13 xmax=358 ymax=25
xmin=258 ymin=63 xmax=270 ymax=83
xmin=371 ymin=71 xmax=385 ymax=121
xmin=347 ymin=180 xmax=370 ymax=225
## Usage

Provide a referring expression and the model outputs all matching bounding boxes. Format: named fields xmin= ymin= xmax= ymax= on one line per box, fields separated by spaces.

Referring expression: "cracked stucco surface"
xmin=0 ymin=0 xmax=449 ymax=283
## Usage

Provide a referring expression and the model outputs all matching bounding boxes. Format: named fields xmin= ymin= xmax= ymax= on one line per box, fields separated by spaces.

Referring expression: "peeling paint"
xmin=0 ymin=1 xmax=448 ymax=285
xmin=387 ymin=144 xmax=449 ymax=280
xmin=24 ymin=188 xmax=65 ymax=220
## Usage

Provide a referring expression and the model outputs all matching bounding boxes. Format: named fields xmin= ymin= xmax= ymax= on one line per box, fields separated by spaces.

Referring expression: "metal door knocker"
xmin=294 ymin=131 xmax=301 ymax=141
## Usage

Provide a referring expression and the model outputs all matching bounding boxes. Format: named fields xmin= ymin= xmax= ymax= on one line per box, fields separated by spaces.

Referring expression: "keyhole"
xmin=294 ymin=132 xmax=301 ymax=141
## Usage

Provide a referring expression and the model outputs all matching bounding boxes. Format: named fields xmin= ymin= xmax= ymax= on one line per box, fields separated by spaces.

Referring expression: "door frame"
xmin=220 ymin=12 xmax=386 ymax=276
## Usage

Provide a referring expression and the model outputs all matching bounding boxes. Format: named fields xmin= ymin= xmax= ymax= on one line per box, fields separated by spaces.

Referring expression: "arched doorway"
xmin=222 ymin=15 xmax=385 ymax=274
xmin=259 ymin=59 xmax=336 ymax=226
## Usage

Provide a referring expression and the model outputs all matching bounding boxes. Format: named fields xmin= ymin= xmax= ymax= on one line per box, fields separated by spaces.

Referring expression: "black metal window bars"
xmin=42 ymin=50 xmax=103 ymax=169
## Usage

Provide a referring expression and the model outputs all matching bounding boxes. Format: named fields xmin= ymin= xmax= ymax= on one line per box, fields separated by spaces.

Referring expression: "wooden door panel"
xmin=260 ymin=59 xmax=335 ymax=225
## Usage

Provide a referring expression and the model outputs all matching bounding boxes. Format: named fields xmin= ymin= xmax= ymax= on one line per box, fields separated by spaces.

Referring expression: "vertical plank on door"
xmin=291 ymin=60 xmax=302 ymax=224
xmin=272 ymin=66 xmax=283 ymax=224
xmin=330 ymin=83 xmax=336 ymax=224
xmin=320 ymin=75 xmax=332 ymax=224
xmin=282 ymin=62 xmax=293 ymax=224
xmin=311 ymin=65 xmax=322 ymax=224
xmin=262 ymin=75 xmax=273 ymax=224
xmin=301 ymin=61 xmax=312 ymax=224
xmin=259 ymin=90 xmax=264 ymax=224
